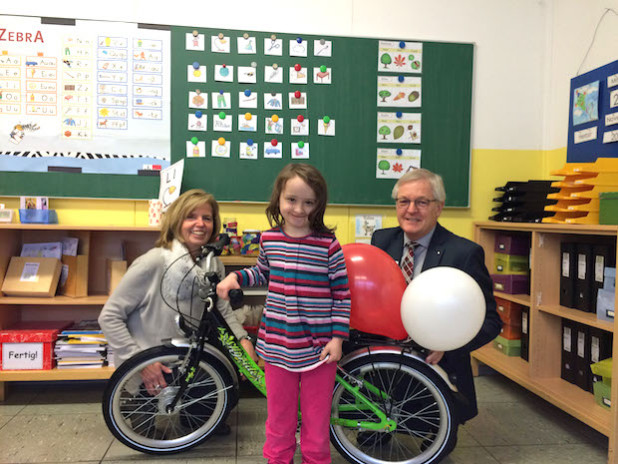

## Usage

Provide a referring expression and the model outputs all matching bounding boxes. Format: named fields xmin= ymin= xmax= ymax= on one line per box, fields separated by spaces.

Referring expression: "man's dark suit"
xmin=371 ymin=223 xmax=502 ymax=423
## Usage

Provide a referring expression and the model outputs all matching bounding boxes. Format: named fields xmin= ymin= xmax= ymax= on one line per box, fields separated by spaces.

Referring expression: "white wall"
xmin=545 ymin=0 xmax=618 ymax=150
xmin=1 ymin=0 xmax=549 ymax=151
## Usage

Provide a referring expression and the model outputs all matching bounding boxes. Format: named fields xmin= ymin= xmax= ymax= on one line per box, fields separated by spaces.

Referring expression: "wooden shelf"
xmin=538 ymin=304 xmax=614 ymax=333
xmin=0 ymin=224 xmax=159 ymax=232
xmin=494 ymin=291 xmax=531 ymax=307
xmin=0 ymin=294 xmax=109 ymax=306
xmin=221 ymin=255 xmax=258 ymax=266
xmin=243 ymin=288 xmax=267 ymax=296
xmin=472 ymin=344 xmax=610 ymax=436
xmin=0 ymin=366 xmax=114 ymax=381
xmin=474 ymin=221 xmax=618 ymax=236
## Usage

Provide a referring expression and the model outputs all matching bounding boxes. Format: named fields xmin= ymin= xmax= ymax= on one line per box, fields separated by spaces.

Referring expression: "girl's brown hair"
xmin=265 ymin=163 xmax=334 ymax=234
xmin=155 ymin=189 xmax=221 ymax=249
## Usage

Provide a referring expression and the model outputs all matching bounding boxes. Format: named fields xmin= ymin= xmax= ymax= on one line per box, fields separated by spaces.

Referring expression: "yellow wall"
xmin=1 ymin=147 xmax=565 ymax=243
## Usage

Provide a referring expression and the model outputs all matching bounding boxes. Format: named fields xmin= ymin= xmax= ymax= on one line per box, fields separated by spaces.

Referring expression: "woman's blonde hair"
xmin=155 ymin=189 xmax=221 ymax=249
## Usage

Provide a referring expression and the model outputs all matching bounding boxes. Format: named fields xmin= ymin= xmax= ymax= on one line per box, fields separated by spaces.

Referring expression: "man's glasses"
xmin=395 ymin=197 xmax=438 ymax=210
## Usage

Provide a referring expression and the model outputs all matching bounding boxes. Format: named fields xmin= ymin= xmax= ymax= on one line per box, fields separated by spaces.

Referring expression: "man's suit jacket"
xmin=371 ymin=223 xmax=502 ymax=423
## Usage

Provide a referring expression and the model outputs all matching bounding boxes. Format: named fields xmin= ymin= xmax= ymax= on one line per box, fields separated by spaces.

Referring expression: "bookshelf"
xmin=0 ymin=224 xmax=259 ymax=400
xmin=472 ymin=221 xmax=617 ymax=462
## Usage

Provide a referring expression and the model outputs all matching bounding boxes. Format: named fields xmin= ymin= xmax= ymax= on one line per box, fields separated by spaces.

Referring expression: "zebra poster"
xmin=0 ymin=15 xmax=171 ymax=175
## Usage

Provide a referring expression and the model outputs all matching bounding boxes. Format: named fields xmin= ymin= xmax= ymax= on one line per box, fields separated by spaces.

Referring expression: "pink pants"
xmin=263 ymin=361 xmax=337 ymax=464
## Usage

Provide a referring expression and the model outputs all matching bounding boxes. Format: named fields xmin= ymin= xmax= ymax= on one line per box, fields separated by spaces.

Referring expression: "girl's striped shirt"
xmin=235 ymin=227 xmax=351 ymax=371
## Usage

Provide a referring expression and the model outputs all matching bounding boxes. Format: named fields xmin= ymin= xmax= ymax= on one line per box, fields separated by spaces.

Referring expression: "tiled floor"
xmin=0 ymin=372 xmax=608 ymax=464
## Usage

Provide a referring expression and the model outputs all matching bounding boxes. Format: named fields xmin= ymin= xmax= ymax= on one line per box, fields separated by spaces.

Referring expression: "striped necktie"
xmin=401 ymin=242 xmax=417 ymax=284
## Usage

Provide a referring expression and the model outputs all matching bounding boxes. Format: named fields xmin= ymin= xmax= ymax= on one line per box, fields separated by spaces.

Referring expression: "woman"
xmin=99 ymin=189 xmax=257 ymax=395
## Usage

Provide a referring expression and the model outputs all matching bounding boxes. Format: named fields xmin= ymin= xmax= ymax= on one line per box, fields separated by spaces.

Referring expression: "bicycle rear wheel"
xmin=102 ymin=346 xmax=236 ymax=455
xmin=330 ymin=353 xmax=457 ymax=464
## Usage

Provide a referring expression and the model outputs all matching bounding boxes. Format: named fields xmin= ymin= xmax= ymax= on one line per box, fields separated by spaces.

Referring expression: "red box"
xmin=500 ymin=323 xmax=522 ymax=340
xmin=0 ymin=329 xmax=58 ymax=370
xmin=495 ymin=297 xmax=524 ymax=324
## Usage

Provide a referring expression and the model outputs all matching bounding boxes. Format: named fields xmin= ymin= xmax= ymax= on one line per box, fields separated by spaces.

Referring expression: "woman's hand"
xmin=321 ymin=337 xmax=343 ymax=363
xmin=217 ymin=273 xmax=240 ymax=300
xmin=240 ymin=337 xmax=259 ymax=363
xmin=141 ymin=362 xmax=172 ymax=396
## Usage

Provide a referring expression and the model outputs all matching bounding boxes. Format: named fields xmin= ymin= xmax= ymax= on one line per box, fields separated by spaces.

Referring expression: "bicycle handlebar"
xmin=199 ymin=233 xmax=230 ymax=259
xmin=229 ymin=288 xmax=244 ymax=310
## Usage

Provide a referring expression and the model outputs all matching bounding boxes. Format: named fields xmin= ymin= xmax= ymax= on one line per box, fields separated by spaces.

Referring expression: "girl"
xmin=217 ymin=163 xmax=351 ymax=464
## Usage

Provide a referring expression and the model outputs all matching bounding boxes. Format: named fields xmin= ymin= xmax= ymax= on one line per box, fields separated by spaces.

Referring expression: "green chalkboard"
xmin=172 ymin=27 xmax=472 ymax=206
xmin=0 ymin=22 xmax=472 ymax=206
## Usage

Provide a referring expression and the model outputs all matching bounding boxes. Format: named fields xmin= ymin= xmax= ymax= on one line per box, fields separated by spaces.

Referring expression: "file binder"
xmin=560 ymin=242 xmax=576 ymax=308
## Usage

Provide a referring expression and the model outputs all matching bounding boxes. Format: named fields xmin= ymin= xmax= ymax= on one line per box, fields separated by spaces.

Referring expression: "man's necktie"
xmin=401 ymin=242 xmax=417 ymax=284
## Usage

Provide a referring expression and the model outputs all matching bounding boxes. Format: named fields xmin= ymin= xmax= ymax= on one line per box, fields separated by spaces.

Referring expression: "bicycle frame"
xmin=171 ymin=305 xmax=397 ymax=433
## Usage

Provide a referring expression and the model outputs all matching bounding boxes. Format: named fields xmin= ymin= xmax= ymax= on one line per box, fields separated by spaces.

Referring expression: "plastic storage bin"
xmin=19 ymin=209 xmax=58 ymax=224
xmin=599 ymin=192 xmax=618 ymax=225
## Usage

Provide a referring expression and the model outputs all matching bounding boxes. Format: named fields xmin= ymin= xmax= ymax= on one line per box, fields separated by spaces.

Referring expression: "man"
xmin=371 ymin=168 xmax=502 ymax=425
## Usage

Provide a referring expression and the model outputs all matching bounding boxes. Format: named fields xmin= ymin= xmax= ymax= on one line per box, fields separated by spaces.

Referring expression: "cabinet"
xmin=0 ymin=224 xmax=258 ymax=400
xmin=472 ymin=222 xmax=618 ymax=463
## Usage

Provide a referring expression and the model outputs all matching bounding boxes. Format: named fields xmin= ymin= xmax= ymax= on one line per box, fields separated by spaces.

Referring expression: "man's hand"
xmin=425 ymin=350 xmax=444 ymax=365
xmin=141 ymin=362 xmax=172 ymax=396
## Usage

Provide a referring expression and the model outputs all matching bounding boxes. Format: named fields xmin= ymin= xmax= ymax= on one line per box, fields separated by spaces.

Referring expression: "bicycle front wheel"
xmin=330 ymin=353 xmax=457 ymax=464
xmin=102 ymin=346 xmax=236 ymax=455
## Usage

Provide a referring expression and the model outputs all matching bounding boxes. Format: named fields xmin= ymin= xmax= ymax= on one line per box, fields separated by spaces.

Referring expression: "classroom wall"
xmin=4 ymin=0 xmax=609 ymax=242
xmin=544 ymin=0 xmax=618 ymax=150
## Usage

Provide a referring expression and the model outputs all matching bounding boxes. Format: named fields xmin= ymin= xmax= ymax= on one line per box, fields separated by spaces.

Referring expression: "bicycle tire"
xmin=102 ymin=345 xmax=237 ymax=455
xmin=330 ymin=353 xmax=457 ymax=464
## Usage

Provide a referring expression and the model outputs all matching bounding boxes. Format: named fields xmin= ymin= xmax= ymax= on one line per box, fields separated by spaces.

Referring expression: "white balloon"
xmin=400 ymin=266 xmax=486 ymax=351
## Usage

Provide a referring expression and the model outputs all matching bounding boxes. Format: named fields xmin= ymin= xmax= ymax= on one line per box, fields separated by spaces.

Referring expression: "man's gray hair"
xmin=391 ymin=168 xmax=446 ymax=202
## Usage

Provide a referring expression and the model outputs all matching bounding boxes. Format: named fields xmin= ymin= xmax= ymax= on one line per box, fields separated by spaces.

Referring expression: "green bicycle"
xmin=102 ymin=236 xmax=460 ymax=464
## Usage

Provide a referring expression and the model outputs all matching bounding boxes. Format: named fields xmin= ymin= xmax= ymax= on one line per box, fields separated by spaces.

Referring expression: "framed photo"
xmin=0 ymin=209 xmax=14 ymax=223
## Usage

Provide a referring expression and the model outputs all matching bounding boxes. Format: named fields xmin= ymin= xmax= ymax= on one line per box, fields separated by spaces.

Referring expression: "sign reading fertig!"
xmin=2 ymin=342 xmax=43 ymax=369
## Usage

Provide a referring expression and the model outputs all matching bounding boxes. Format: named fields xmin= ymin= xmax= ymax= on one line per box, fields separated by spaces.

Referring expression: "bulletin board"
xmin=567 ymin=59 xmax=618 ymax=162
xmin=0 ymin=17 xmax=474 ymax=206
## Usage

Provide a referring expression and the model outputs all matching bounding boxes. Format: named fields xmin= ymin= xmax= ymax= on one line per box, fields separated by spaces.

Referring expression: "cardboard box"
xmin=60 ymin=255 xmax=89 ymax=298
xmin=494 ymin=253 xmax=529 ymax=275
xmin=107 ymin=259 xmax=127 ymax=295
xmin=491 ymin=274 xmax=529 ymax=294
xmin=499 ymin=322 xmax=522 ymax=340
xmin=1 ymin=257 xmax=62 ymax=297
xmin=494 ymin=233 xmax=530 ymax=256
xmin=0 ymin=329 xmax=58 ymax=370
xmin=493 ymin=335 xmax=521 ymax=356
xmin=495 ymin=297 xmax=524 ymax=324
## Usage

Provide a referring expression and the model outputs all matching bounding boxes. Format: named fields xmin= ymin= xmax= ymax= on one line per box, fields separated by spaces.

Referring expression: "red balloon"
xmin=342 ymin=243 xmax=408 ymax=340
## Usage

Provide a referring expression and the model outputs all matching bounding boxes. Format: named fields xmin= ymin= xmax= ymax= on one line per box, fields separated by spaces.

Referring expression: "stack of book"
xmin=54 ymin=320 xmax=107 ymax=369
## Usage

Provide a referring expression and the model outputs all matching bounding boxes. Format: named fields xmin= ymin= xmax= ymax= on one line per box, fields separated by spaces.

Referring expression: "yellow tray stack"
xmin=543 ymin=163 xmax=597 ymax=223
xmin=566 ymin=158 xmax=618 ymax=224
